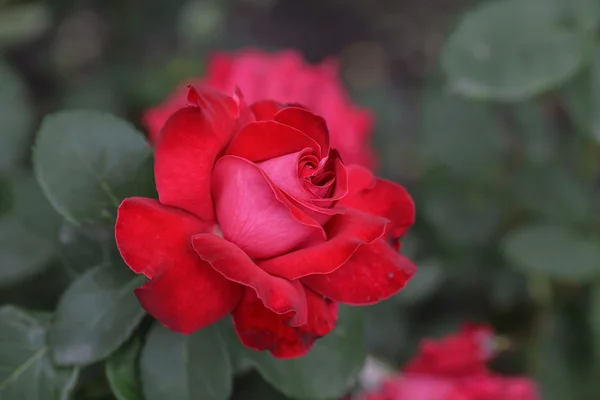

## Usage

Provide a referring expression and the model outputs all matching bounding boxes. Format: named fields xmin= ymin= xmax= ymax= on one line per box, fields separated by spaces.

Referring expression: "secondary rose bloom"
xmin=143 ymin=49 xmax=376 ymax=168
xmin=115 ymin=86 xmax=416 ymax=358
xmin=403 ymin=323 xmax=496 ymax=378
xmin=354 ymin=325 xmax=539 ymax=400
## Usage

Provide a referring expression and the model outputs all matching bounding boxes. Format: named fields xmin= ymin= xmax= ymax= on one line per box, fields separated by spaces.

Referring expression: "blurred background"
xmin=2 ymin=0 xmax=600 ymax=399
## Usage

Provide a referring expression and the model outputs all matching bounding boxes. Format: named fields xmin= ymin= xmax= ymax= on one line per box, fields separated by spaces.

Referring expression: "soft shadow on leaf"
xmin=106 ymin=337 xmax=143 ymax=400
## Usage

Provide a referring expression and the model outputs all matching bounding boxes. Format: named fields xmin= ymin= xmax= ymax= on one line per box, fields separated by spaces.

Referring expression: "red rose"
xmin=143 ymin=49 xmax=376 ymax=169
xmin=403 ymin=324 xmax=496 ymax=378
xmin=115 ymin=86 xmax=416 ymax=358
xmin=352 ymin=325 xmax=539 ymax=400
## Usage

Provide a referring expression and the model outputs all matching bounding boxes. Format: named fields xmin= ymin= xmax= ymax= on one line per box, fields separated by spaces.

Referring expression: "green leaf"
xmin=501 ymin=224 xmax=600 ymax=281
xmin=8 ymin=169 xmax=62 ymax=237
xmin=140 ymin=322 xmax=233 ymax=400
xmin=442 ymin=0 xmax=590 ymax=101
xmin=509 ymin=101 xmax=558 ymax=165
xmin=0 ymin=306 xmax=79 ymax=400
xmin=57 ymin=222 xmax=112 ymax=276
xmin=49 ymin=264 xmax=146 ymax=366
xmin=513 ymin=165 xmax=591 ymax=225
xmin=563 ymin=52 xmax=600 ymax=142
xmin=33 ymin=110 xmax=152 ymax=226
xmin=241 ymin=306 xmax=366 ymax=400
xmin=0 ymin=4 xmax=52 ymax=49
xmin=106 ymin=338 xmax=143 ymax=400
xmin=0 ymin=214 xmax=57 ymax=287
xmin=420 ymin=88 xmax=509 ymax=179
xmin=421 ymin=176 xmax=503 ymax=247
xmin=0 ymin=60 xmax=34 ymax=171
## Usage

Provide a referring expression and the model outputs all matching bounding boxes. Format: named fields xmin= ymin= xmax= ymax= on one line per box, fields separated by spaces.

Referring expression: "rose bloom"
xmin=403 ymin=324 xmax=496 ymax=378
xmin=353 ymin=325 xmax=540 ymax=400
xmin=143 ymin=49 xmax=376 ymax=168
xmin=115 ymin=86 xmax=416 ymax=358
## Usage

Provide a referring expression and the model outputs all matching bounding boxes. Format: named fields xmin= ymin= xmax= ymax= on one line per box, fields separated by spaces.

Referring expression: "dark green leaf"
xmin=421 ymin=177 xmax=503 ymax=247
xmin=49 ymin=264 xmax=146 ymax=366
xmin=58 ymin=222 xmax=112 ymax=276
xmin=501 ymin=224 xmax=600 ymax=281
xmin=33 ymin=110 xmax=152 ymax=226
xmin=240 ymin=306 xmax=366 ymax=400
xmin=0 ymin=60 xmax=34 ymax=171
xmin=106 ymin=338 xmax=143 ymax=400
xmin=563 ymin=53 xmax=600 ymax=142
xmin=420 ymin=89 xmax=509 ymax=179
xmin=140 ymin=322 xmax=233 ymax=400
xmin=0 ymin=306 xmax=79 ymax=399
xmin=442 ymin=0 xmax=590 ymax=100
xmin=0 ymin=214 xmax=57 ymax=287
xmin=8 ymin=169 xmax=62 ymax=237
xmin=513 ymin=165 xmax=591 ymax=225
xmin=509 ymin=101 xmax=558 ymax=165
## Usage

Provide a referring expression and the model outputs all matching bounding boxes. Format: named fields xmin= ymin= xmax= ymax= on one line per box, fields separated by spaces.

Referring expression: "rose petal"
xmin=142 ymin=79 xmax=203 ymax=143
xmin=192 ymin=233 xmax=307 ymax=326
xmin=225 ymin=120 xmax=321 ymax=162
xmin=251 ymin=100 xmax=285 ymax=121
xmin=212 ymin=155 xmax=325 ymax=259
xmin=302 ymin=239 xmax=417 ymax=305
xmin=115 ymin=197 xmax=243 ymax=333
xmin=259 ymin=210 xmax=387 ymax=280
xmin=274 ymin=107 xmax=330 ymax=158
xmin=341 ymin=165 xmax=415 ymax=239
xmin=233 ymin=286 xmax=338 ymax=359
xmin=154 ymin=87 xmax=239 ymax=222
xmin=258 ymin=149 xmax=310 ymax=200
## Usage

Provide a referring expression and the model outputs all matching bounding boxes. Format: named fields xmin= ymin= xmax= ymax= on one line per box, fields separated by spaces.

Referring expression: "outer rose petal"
xmin=259 ymin=210 xmax=388 ymax=280
xmin=212 ymin=155 xmax=325 ymax=259
xmin=302 ymin=239 xmax=417 ymax=305
xmin=233 ymin=286 xmax=338 ymax=358
xmin=192 ymin=233 xmax=307 ymax=326
xmin=225 ymin=120 xmax=321 ymax=163
xmin=341 ymin=165 xmax=415 ymax=239
xmin=154 ymin=87 xmax=239 ymax=222
xmin=251 ymin=100 xmax=284 ymax=121
xmin=115 ymin=197 xmax=243 ymax=333
xmin=274 ymin=107 xmax=330 ymax=158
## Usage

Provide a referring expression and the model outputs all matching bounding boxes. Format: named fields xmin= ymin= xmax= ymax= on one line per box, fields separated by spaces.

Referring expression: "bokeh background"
xmin=2 ymin=0 xmax=600 ymax=399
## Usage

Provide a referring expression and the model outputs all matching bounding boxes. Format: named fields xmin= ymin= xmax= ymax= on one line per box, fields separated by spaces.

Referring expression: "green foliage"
xmin=106 ymin=338 xmax=143 ymax=400
xmin=140 ymin=322 xmax=233 ymax=400
xmin=3 ymin=0 xmax=600 ymax=398
xmin=442 ymin=0 xmax=592 ymax=100
xmin=33 ymin=110 xmax=152 ymax=226
xmin=49 ymin=264 xmax=146 ymax=366
xmin=0 ymin=306 xmax=79 ymax=400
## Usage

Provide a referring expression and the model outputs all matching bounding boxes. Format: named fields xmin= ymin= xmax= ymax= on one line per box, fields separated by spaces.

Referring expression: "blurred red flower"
xmin=143 ymin=49 xmax=376 ymax=169
xmin=354 ymin=325 xmax=540 ymax=400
